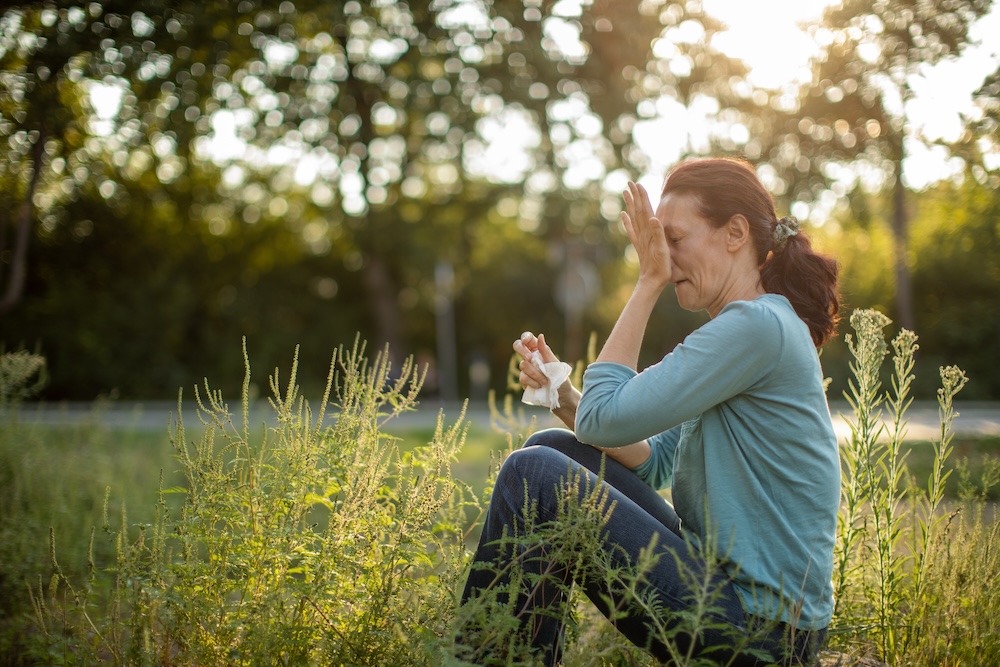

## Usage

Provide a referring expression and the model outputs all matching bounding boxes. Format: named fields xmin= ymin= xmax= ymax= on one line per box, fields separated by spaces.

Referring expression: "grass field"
xmin=2 ymin=400 xmax=997 ymax=579
xmin=2 ymin=394 xmax=999 ymax=666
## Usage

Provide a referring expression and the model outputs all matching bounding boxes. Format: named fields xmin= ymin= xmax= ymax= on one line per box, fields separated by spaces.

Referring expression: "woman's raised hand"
xmin=621 ymin=181 xmax=671 ymax=287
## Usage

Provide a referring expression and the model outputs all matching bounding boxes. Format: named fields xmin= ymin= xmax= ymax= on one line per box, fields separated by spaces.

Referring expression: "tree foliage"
xmin=747 ymin=0 xmax=992 ymax=330
xmin=0 ymin=0 xmax=998 ymax=399
xmin=0 ymin=0 xmax=751 ymax=399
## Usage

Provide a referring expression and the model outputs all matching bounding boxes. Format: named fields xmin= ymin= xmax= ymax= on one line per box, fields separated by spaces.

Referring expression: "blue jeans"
xmin=460 ymin=429 xmax=825 ymax=666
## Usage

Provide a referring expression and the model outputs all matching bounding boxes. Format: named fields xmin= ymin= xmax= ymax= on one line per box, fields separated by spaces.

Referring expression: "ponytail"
xmin=761 ymin=232 xmax=840 ymax=347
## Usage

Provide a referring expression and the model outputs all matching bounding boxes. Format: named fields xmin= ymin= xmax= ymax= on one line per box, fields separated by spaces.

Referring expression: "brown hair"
xmin=661 ymin=157 xmax=840 ymax=347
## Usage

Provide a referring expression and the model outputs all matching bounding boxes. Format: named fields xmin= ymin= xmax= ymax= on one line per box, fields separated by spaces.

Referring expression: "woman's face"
xmin=654 ymin=192 xmax=738 ymax=317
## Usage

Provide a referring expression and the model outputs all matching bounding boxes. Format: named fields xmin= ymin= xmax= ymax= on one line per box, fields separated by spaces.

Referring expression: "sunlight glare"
xmin=702 ymin=0 xmax=838 ymax=90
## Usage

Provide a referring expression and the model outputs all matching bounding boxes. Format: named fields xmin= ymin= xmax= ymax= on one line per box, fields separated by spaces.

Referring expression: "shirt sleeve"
xmin=631 ymin=426 xmax=681 ymax=490
xmin=575 ymin=299 xmax=783 ymax=448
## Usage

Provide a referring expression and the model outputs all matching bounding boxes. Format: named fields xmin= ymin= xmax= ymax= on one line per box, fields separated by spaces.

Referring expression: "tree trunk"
xmin=891 ymin=164 xmax=915 ymax=331
xmin=0 ymin=128 xmax=44 ymax=317
xmin=361 ymin=252 xmax=404 ymax=368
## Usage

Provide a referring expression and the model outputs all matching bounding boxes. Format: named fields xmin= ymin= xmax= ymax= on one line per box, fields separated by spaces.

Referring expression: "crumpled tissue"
xmin=521 ymin=350 xmax=573 ymax=410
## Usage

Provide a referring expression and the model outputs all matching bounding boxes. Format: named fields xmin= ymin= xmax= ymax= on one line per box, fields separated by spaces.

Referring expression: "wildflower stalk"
xmin=834 ymin=309 xmax=890 ymax=629
xmin=871 ymin=328 xmax=917 ymax=663
xmin=831 ymin=310 xmax=974 ymax=666
xmin=904 ymin=365 xmax=968 ymax=652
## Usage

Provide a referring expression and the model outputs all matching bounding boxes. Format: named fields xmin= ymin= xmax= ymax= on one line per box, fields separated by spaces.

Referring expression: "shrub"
xmin=0 ymin=349 xmax=46 ymax=407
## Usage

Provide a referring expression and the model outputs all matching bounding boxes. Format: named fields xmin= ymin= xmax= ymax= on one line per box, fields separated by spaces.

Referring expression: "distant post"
xmin=434 ymin=260 xmax=458 ymax=402
xmin=555 ymin=242 xmax=599 ymax=363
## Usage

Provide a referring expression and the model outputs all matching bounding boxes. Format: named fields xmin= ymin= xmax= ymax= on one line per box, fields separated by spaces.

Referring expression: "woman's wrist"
xmin=635 ymin=271 xmax=670 ymax=293
xmin=552 ymin=383 xmax=580 ymax=430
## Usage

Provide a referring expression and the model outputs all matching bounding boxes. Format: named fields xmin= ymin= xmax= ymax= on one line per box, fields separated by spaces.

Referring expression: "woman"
xmin=459 ymin=158 xmax=841 ymax=666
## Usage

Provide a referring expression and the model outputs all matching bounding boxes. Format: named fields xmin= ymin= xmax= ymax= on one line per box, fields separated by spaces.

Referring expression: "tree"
xmin=958 ymin=58 xmax=1000 ymax=185
xmin=466 ymin=0 xmax=749 ymax=359
xmin=909 ymin=177 xmax=1000 ymax=398
xmin=746 ymin=0 xmax=992 ymax=330
xmin=1 ymin=0 xmax=777 ymax=400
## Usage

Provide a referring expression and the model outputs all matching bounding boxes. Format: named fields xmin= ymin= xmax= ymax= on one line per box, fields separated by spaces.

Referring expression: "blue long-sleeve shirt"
xmin=576 ymin=294 xmax=839 ymax=630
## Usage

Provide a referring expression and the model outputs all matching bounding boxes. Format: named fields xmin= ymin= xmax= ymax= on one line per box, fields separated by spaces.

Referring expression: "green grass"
xmin=2 ymin=407 xmax=996 ymax=617
xmin=0 ymin=404 xmax=506 ymax=589
xmin=0 ymin=417 xmax=182 ymax=663
xmin=0 ymin=419 xmax=183 ymax=574
xmin=903 ymin=436 xmax=1000 ymax=500
xmin=388 ymin=422 xmax=510 ymax=487
xmin=4 ymin=417 xmax=997 ymax=666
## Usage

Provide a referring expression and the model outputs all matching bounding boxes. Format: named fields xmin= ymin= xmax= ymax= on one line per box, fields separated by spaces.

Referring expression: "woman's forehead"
xmin=656 ymin=192 xmax=703 ymax=226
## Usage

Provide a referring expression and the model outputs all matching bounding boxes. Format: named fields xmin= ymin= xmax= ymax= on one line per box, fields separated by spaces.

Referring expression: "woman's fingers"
xmin=513 ymin=333 xmax=536 ymax=358
xmin=634 ymin=181 xmax=654 ymax=219
xmin=621 ymin=182 xmax=651 ymax=244
xmin=517 ymin=355 xmax=547 ymax=388
xmin=621 ymin=182 xmax=671 ymax=285
xmin=623 ymin=181 xmax=652 ymax=245
xmin=518 ymin=365 xmax=545 ymax=389
xmin=513 ymin=331 xmax=563 ymax=388
xmin=622 ymin=186 xmax=635 ymax=219
xmin=513 ymin=332 xmax=545 ymax=389
xmin=537 ymin=333 xmax=559 ymax=364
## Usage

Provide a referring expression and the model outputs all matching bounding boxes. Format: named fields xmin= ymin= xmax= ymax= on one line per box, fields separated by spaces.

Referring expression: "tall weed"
xmin=0 ymin=417 xmax=176 ymax=665
xmin=0 ymin=349 xmax=46 ymax=407
xmin=829 ymin=309 xmax=1000 ymax=666
xmin=27 ymin=338 xmax=475 ymax=666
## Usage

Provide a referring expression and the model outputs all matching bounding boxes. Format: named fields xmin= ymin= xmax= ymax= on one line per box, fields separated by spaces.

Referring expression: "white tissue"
xmin=521 ymin=350 xmax=573 ymax=410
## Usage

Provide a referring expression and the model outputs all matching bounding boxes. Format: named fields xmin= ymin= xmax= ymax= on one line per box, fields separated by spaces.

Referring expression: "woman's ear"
xmin=726 ymin=214 xmax=752 ymax=253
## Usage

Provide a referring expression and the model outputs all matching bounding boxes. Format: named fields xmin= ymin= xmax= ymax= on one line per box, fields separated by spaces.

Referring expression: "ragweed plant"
xmin=14 ymin=319 xmax=998 ymax=666
xmin=446 ymin=457 xmax=780 ymax=667
xmin=902 ymin=456 xmax=1000 ymax=666
xmin=28 ymin=338 xmax=477 ymax=666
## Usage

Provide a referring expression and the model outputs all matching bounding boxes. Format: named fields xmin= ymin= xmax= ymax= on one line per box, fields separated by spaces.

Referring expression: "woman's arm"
xmin=595 ymin=281 xmax=664 ymax=369
xmin=595 ymin=440 xmax=651 ymax=469
xmin=514 ymin=332 xmax=651 ymax=468
xmin=550 ymin=382 xmax=581 ymax=431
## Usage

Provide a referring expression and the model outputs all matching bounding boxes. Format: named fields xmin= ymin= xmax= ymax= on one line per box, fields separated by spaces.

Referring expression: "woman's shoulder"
xmin=711 ymin=294 xmax=814 ymax=354
xmin=716 ymin=294 xmax=790 ymax=333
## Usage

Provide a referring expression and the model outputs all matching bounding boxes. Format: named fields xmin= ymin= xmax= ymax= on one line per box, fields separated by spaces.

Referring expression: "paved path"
xmin=7 ymin=399 xmax=1000 ymax=441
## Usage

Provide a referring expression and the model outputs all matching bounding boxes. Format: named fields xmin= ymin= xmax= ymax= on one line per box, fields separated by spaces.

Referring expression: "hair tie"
xmin=772 ymin=216 xmax=799 ymax=252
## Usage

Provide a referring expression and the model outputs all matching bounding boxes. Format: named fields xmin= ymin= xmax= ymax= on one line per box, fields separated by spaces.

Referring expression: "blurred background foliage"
xmin=1 ymin=0 xmax=998 ymax=402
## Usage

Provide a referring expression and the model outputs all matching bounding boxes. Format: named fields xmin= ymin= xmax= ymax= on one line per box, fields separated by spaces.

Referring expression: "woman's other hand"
xmin=513 ymin=332 xmax=581 ymax=429
xmin=622 ymin=181 xmax=671 ymax=288
xmin=513 ymin=331 xmax=559 ymax=391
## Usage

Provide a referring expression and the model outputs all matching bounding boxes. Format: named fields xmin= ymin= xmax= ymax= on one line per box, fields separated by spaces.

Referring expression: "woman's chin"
xmin=673 ymin=283 xmax=696 ymax=311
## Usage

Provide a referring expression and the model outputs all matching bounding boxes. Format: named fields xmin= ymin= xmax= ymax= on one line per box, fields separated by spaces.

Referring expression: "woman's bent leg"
xmin=522 ymin=427 xmax=681 ymax=535
xmin=459 ymin=441 xmax=749 ymax=665
xmin=459 ymin=444 xmax=583 ymax=664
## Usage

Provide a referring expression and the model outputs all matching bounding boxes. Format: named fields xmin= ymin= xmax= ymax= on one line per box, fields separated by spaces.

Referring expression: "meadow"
xmin=2 ymin=313 xmax=999 ymax=666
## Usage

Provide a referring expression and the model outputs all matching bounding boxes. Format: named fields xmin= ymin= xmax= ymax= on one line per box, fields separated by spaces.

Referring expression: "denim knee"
xmin=498 ymin=444 xmax=572 ymax=490
xmin=522 ymin=427 xmax=578 ymax=450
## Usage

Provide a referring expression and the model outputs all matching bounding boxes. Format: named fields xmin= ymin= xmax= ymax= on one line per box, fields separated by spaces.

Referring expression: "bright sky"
xmin=702 ymin=0 xmax=834 ymax=90
xmin=686 ymin=0 xmax=1000 ymax=193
